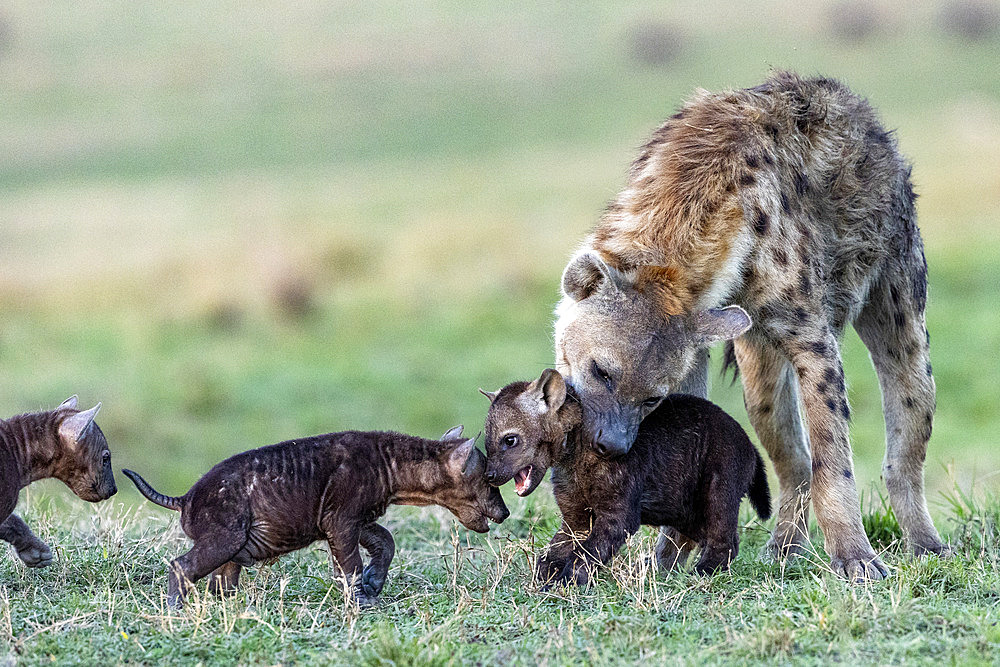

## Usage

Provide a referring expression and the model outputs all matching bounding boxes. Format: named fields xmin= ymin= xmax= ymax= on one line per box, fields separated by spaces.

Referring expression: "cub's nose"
xmin=485 ymin=470 xmax=499 ymax=485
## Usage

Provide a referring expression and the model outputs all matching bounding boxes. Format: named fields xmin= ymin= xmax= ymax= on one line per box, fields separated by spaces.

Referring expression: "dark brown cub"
xmin=1 ymin=396 xmax=116 ymax=569
xmin=483 ymin=370 xmax=770 ymax=587
xmin=123 ymin=425 xmax=508 ymax=607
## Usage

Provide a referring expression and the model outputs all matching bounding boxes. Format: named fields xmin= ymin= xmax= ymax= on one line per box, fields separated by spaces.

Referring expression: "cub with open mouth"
xmin=482 ymin=369 xmax=771 ymax=587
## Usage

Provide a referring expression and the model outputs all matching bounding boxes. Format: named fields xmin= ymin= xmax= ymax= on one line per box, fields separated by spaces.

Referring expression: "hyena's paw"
xmin=17 ymin=540 xmax=53 ymax=568
xmin=360 ymin=564 xmax=387 ymax=598
xmin=762 ymin=530 xmax=810 ymax=563
xmin=830 ymin=552 xmax=889 ymax=583
xmin=911 ymin=539 xmax=952 ymax=559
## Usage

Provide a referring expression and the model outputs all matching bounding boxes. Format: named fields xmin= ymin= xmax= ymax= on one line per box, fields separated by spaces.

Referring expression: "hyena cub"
xmin=482 ymin=370 xmax=770 ymax=586
xmin=1 ymin=397 xmax=116 ymax=568
xmin=123 ymin=425 xmax=508 ymax=607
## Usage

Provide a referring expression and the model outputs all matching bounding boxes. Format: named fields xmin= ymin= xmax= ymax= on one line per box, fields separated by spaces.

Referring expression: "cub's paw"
xmin=17 ymin=541 xmax=53 ymax=568
xmin=553 ymin=559 xmax=591 ymax=588
xmin=830 ymin=552 xmax=889 ymax=583
xmin=361 ymin=564 xmax=387 ymax=598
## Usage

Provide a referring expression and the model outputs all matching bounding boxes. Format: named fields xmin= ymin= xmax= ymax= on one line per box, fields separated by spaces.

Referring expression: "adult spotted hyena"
xmin=555 ymin=71 xmax=944 ymax=581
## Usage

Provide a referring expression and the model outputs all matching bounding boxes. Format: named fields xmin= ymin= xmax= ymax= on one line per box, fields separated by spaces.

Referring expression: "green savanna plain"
xmin=1 ymin=2 xmax=999 ymax=664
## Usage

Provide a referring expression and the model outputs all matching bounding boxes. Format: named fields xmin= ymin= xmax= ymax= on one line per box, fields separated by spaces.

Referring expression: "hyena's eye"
xmin=642 ymin=396 xmax=663 ymax=409
xmin=501 ymin=434 xmax=520 ymax=450
xmin=591 ymin=360 xmax=613 ymax=389
xmin=101 ymin=450 xmax=111 ymax=464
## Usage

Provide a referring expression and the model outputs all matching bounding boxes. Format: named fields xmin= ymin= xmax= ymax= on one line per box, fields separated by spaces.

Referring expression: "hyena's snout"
xmin=585 ymin=412 xmax=639 ymax=458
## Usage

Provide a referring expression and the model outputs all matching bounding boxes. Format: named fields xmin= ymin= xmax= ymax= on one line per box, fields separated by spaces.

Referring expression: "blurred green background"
xmin=2 ymin=0 xmax=998 ymax=509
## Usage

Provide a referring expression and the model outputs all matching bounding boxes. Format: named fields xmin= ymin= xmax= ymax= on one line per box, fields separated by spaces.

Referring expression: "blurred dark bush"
xmin=627 ymin=21 xmax=685 ymax=67
xmin=826 ymin=1 xmax=883 ymax=43
xmin=939 ymin=0 xmax=1000 ymax=41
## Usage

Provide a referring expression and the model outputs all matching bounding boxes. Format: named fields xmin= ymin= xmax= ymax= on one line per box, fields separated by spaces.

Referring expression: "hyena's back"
xmin=592 ymin=70 xmax=921 ymax=326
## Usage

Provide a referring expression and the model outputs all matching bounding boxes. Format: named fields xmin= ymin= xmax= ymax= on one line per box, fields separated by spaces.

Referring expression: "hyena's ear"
xmin=58 ymin=395 xmax=79 ymax=411
xmin=527 ymin=369 xmax=567 ymax=413
xmin=58 ymin=402 xmax=102 ymax=445
xmin=561 ymin=251 xmax=627 ymax=302
xmin=440 ymin=424 xmax=464 ymax=440
xmin=447 ymin=437 xmax=476 ymax=474
xmin=478 ymin=388 xmax=498 ymax=403
xmin=690 ymin=306 xmax=752 ymax=346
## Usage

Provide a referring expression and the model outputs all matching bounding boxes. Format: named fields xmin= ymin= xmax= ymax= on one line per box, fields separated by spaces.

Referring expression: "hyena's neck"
xmin=381 ymin=436 xmax=450 ymax=506
xmin=0 ymin=411 xmax=62 ymax=486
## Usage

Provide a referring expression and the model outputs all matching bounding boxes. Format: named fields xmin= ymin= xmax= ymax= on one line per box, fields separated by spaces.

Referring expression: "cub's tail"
xmin=122 ymin=469 xmax=184 ymax=511
xmin=748 ymin=450 xmax=772 ymax=521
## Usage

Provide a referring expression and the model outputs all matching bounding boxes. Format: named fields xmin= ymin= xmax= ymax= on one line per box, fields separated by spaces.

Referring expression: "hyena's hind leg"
xmin=853 ymin=266 xmax=946 ymax=556
xmin=733 ymin=339 xmax=812 ymax=560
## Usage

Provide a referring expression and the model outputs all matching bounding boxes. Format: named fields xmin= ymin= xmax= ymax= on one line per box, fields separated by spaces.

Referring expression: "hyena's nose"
xmin=591 ymin=430 xmax=609 ymax=456
xmin=486 ymin=470 xmax=499 ymax=485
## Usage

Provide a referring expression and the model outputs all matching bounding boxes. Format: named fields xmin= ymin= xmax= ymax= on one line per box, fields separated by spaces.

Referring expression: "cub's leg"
xmin=358 ymin=522 xmax=395 ymax=599
xmin=854 ymin=267 xmax=946 ymax=556
xmin=207 ymin=561 xmax=243 ymax=595
xmin=734 ymin=339 xmax=811 ymax=560
xmin=0 ymin=513 xmax=53 ymax=568
xmin=536 ymin=505 xmax=590 ymax=585
xmin=169 ymin=532 xmax=244 ymax=607
xmin=694 ymin=471 xmax=742 ymax=574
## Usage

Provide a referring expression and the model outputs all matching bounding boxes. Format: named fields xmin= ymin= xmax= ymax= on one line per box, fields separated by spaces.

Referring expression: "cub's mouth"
xmin=514 ymin=466 xmax=544 ymax=497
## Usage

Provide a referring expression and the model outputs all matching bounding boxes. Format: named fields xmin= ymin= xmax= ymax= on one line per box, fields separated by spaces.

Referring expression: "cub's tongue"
xmin=514 ymin=466 xmax=533 ymax=496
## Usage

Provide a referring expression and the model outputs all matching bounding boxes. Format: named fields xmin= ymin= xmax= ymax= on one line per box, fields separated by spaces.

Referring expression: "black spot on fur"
xmin=774 ymin=248 xmax=788 ymax=266
xmin=823 ymin=367 xmax=838 ymax=385
xmin=925 ymin=362 xmax=933 ymax=377
xmin=762 ymin=152 xmax=775 ymax=167
xmin=739 ymin=172 xmax=756 ymax=187
xmin=780 ymin=191 xmax=791 ymax=214
xmin=894 ymin=310 xmax=907 ymax=329
xmin=764 ymin=122 xmax=780 ymax=141
xmin=843 ymin=468 xmax=852 ymax=479
xmin=794 ymin=171 xmax=809 ymax=196
xmin=826 ymin=398 xmax=837 ymax=413
xmin=817 ymin=382 xmax=828 ymax=395
xmin=792 ymin=307 xmax=807 ymax=323
xmin=745 ymin=154 xmax=760 ymax=169
xmin=753 ymin=207 xmax=770 ymax=235
xmin=903 ymin=397 xmax=915 ymax=409
xmin=808 ymin=341 xmax=828 ymax=356
xmin=840 ymin=401 xmax=850 ymax=420
xmin=812 ymin=458 xmax=823 ymax=473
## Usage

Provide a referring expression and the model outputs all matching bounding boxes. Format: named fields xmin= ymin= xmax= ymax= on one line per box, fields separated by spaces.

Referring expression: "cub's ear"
xmin=440 ymin=424 xmax=464 ymax=441
xmin=462 ymin=445 xmax=487 ymax=478
xmin=478 ymin=388 xmax=498 ymax=403
xmin=447 ymin=437 xmax=476 ymax=473
xmin=561 ymin=251 xmax=626 ymax=302
xmin=58 ymin=395 xmax=79 ymax=411
xmin=58 ymin=402 xmax=102 ymax=444
xmin=690 ymin=306 xmax=752 ymax=346
xmin=527 ymin=368 xmax=567 ymax=412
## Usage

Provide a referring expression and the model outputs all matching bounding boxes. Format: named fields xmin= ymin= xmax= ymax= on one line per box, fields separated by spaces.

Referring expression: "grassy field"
xmin=2 ymin=0 xmax=1000 ymax=664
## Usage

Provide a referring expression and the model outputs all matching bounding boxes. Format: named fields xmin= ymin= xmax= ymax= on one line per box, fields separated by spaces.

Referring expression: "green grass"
xmin=1 ymin=0 xmax=999 ymax=663
xmin=2 ymin=490 xmax=999 ymax=665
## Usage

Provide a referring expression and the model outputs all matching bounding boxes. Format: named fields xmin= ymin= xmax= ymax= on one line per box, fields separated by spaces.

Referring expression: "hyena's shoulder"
xmin=584 ymin=71 xmax=909 ymax=315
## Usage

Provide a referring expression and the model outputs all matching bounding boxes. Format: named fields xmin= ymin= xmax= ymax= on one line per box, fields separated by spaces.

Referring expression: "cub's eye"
xmin=101 ymin=451 xmax=111 ymax=463
xmin=501 ymin=434 xmax=520 ymax=449
xmin=642 ymin=396 xmax=664 ymax=411
xmin=591 ymin=360 xmax=612 ymax=389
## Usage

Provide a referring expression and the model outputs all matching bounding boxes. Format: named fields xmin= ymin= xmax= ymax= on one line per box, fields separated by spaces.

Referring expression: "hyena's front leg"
xmin=0 ymin=513 xmax=53 ymax=568
xmin=784 ymin=331 xmax=888 ymax=582
xmin=733 ymin=339 xmax=811 ymax=560
xmin=854 ymin=272 xmax=946 ymax=556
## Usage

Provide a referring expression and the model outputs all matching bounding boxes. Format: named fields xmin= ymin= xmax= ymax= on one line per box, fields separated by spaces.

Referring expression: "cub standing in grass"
xmin=554 ymin=71 xmax=944 ymax=581
xmin=482 ymin=369 xmax=770 ymax=586
xmin=123 ymin=425 xmax=508 ymax=607
xmin=1 ymin=396 xmax=116 ymax=568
